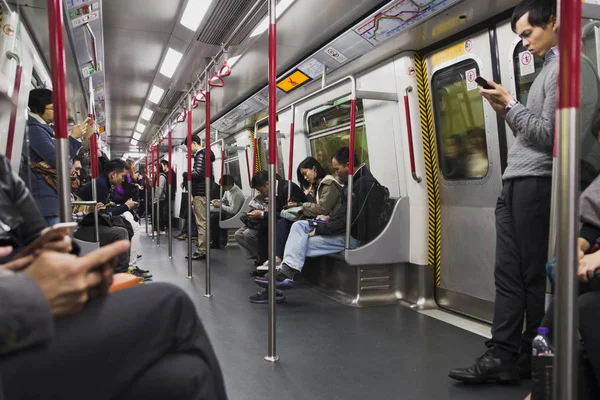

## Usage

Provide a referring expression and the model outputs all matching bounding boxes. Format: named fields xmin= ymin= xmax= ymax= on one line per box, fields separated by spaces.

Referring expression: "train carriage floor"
xmin=138 ymin=229 xmax=530 ymax=400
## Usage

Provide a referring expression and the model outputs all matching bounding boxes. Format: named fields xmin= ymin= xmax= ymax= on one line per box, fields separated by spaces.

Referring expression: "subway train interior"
xmin=1 ymin=0 xmax=599 ymax=398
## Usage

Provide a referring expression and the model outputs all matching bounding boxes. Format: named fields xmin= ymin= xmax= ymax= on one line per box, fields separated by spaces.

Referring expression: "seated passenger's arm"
xmin=302 ymin=183 xmax=341 ymax=218
xmin=0 ymin=269 xmax=54 ymax=356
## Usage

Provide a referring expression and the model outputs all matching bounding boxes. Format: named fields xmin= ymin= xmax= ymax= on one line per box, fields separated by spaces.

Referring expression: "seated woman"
xmin=263 ymin=157 xmax=342 ymax=267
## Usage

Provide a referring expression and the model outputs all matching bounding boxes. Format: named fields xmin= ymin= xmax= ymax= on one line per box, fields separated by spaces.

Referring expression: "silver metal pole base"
xmin=203 ymin=294 xmax=213 ymax=298
xmin=264 ymin=356 xmax=279 ymax=363
xmin=186 ymin=276 xmax=194 ymax=280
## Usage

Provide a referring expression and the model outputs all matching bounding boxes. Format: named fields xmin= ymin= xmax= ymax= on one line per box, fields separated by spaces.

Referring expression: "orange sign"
xmin=276 ymin=69 xmax=311 ymax=93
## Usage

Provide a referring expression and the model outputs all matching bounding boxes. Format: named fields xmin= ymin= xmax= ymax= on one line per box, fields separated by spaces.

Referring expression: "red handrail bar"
xmin=5 ymin=52 xmax=22 ymax=161
xmin=89 ymin=116 xmax=99 ymax=179
xmin=168 ymin=131 xmax=172 ymax=184
xmin=244 ymin=147 xmax=251 ymax=186
xmin=404 ymin=87 xmax=422 ymax=183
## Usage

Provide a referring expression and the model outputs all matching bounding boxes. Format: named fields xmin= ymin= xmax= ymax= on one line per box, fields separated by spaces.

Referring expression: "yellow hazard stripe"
xmin=414 ymin=53 xmax=442 ymax=286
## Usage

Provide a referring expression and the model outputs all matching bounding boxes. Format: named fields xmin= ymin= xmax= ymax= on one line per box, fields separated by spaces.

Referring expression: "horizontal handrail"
xmin=72 ymin=201 xmax=98 ymax=206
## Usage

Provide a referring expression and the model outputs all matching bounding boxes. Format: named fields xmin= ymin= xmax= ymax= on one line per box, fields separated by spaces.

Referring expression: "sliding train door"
xmin=426 ymin=31 xmax=503 ymax=322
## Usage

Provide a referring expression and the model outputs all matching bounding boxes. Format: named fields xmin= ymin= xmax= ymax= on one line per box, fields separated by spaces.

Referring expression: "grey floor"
xmin=139 ymin=230 xmax=530 ymax=400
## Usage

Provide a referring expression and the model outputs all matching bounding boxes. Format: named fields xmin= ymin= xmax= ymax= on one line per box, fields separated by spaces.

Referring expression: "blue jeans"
xmin=44 ymin=216 xmax=60 ymax=226
xmin=281 ymin=221 xmax=358 ymax=272
xmin=182 ymin=216 xmax=198 ymax=237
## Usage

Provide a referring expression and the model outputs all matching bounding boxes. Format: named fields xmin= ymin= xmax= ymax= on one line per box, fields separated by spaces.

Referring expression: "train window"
xmin=512 ymin=41 xmax=544 ymax=105
xmin=225 ymin=158 xmax=242 ymax=189
xmin=431 ymin=59 xmax=489 ymax=180
xmin=583 ymin=26 xmax=600 ymax=72
xmin=307 ymin=99 xmax=369 ymax=176
xmin=307 ymin=99 xmax=365 ymax=134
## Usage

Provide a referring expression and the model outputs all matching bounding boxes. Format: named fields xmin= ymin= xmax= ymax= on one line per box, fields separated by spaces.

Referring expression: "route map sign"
xmin=354 ymin=0 xmax=460 ymax=46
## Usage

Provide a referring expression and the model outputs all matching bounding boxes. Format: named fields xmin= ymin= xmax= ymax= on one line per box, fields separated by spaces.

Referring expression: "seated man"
xmin=0 ymin=153 xmax=227 ymax=400
xmin=210 ymin=175 xmax=245 ymax=248
xmin=254 ymin=147 xmax=386 ymax=292
xmin=234 ymin=194 xmax=267 ymax=266
xmin=78 ymin=159 xmax=150 ymax=279
xmin=250 ymin=171 xmax=306 ymax=266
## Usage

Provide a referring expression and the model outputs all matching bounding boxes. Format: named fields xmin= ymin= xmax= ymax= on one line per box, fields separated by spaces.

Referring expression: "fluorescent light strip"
xmin=180 ymin=0 xmax=213 ymax=31
xmin=148 ymin=85 xmax=165 ymax=104
xmin=250 ymin=0 xmax=295 ymax=37
xmin=133 ymin=132 xmax=141 ymax=141
xmin=141 ymin=107 xmax=153 ymax=121
xmin=136 ymin=123 xmax=146 ymax=133
xmin=159 ymin=48 xmax=184 ymax=78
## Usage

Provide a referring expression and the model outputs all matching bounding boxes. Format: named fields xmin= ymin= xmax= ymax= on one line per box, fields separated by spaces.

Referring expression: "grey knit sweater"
xmin=503 ymin=53 xmax=600 ymax=180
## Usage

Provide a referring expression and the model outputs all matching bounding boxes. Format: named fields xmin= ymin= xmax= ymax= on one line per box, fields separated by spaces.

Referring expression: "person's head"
xmin=296 ymin=156 xmax=327 ymax=189
xmin=220 ymin=174 xmax=235 ymax=191
xmin=190 ymin=135 xmax=202 ymax=153
xmin=511 ymin=0 xmax=558 ymax=57
xmin=466 ymin=127 xmax=487 ymax=151
xmin=28 ymin=88 xmax=54 ymax=124
xmin=104 ymin=159 xmax=128 ymax=187
xmin=331 ymin=147 xmax=359 ymax=184
xmin=160 ymin=159 xmax=169 ymax=173
xmin=71 ymin=156 xmax=83 ymax=178
xmin=251 ymin=171 xmax=270 ymax=196
xmin=446 ymin=134 xmax=466 ymax=160
xmin=126 ymin=159 xmax=136 ymax=175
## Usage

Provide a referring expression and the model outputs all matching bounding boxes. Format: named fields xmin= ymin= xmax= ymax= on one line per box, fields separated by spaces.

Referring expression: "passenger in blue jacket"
xmin=21 ymin=89 xmax=88 ymax=226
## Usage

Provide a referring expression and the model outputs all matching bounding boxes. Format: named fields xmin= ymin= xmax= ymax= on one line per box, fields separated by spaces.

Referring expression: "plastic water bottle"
xmin=531 ymin=327 xmax=554 ymax=400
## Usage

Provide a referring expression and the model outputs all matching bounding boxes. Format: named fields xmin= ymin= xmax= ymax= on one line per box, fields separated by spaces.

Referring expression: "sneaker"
xmin=174 ymin=233 xmax=186 ymax=240
xmin=128 ymin=267 xmax=152 ymax=281
xmin=249 ymin=289 xmax=286 ymax=304
xmin=448 ymin=350 xmax=519 ymax=383
xmin=137 ymin=255 xmax=143 ymax=259
xmin=249 ymin=269 xmax=267 ymax=277
xmin=255 ymin=270 xmax=295 ymax=289
xmin=185 ymin=251 xmax=206 ymax=260
xmin=257 ymin=261 xmax=282 ymax=272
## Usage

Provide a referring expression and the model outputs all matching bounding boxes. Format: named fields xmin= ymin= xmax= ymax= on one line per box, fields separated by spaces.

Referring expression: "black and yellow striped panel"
xmin=414 ymin=53 xmax=442 ymax=286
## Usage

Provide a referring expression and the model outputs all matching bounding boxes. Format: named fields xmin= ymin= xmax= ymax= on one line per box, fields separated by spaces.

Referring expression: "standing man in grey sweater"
xmin=450 ymin=0 xmax=600 ymax=384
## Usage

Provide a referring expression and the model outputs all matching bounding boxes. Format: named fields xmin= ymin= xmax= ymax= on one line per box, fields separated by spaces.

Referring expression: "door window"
xmin=431 ymin=59 xmax=489 ymax=180
xmin=512 ymin=41 xmax=544 ymax=105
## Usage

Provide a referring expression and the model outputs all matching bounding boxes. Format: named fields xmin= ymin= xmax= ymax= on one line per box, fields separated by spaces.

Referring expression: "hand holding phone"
xmin=14 ymin=222 xmax=78 ymax=259
xmin=475 ymin=77 xmax=494 ymax=90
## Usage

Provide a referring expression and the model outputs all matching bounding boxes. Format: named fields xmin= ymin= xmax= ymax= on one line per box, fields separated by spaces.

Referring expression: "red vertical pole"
xmin=245 ymin=148 xmax=251 ymax=185
xmin=554 ymin=0 xmax=581 ymax=398
xmin=204 ymin=87 xmax=213 ymax=297
xmin=205 ymin=91 xmax=212 ymax=181
xmin=288 ymin=121 xmax=295 ymax=181
xmin=6 ymin=62 xmax=22 ymax=161
xmin=47 ymin=0 xmax=71 ymax=221
xmin=187 ymin=98 xmax=193 ymax=278
xmin=168 ymin=131 xmax=173 ymax=184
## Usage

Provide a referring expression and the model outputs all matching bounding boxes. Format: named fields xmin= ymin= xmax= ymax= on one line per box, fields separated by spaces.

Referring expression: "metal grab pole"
xmin=204 ymin=86 xmax=213 ymax=298
xmin=187 ymin=95 xmax=194 ymax=279
xmin=5 ymin=52 xmax=22 ymax=161
xmin=168 ymin=130 xmax=173 ymax=258
xmin=145 ymin=155 xmax=149 ymax=235
xmin=554 ymin=0 xmax=581 ymax=398
xmin=47 ymin=0 xmax=72 ymax=223
xmin=265 ymin=0 xmax=278 ymax=363
xmin=157 ymin=141 xmax=161 ymax=247
xmin=244 ymin=147 xmax=252 ymax=188
xmin=345 ymin=98 xmax=357 ymax=249
xmin=89 ymin=123 xmax=100 ymax=243
xmin=219 ymin=146 xmax=225 ymax=226
xmin=287 ymin=105 xmax=295 ymax=201
xmin=151 ymin=145 xmax=155 ymax=241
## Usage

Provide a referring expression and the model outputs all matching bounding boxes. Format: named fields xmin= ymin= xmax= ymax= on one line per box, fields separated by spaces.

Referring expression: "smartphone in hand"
xmin=14 ymin=222 xmax=78 ymax=258
xmin=475 ymin=77 xmax=494 ymax=90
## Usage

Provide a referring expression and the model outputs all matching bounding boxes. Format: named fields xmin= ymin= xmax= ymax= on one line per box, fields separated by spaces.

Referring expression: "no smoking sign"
xmin=519 ymin=51 xmax=535 ymax=76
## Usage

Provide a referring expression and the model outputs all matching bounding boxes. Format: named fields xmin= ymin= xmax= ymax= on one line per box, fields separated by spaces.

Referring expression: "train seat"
xmin=219 ymin=196 xmax=252 ymax=230
xmin=303 ymin=197 xmax=420 ymax=307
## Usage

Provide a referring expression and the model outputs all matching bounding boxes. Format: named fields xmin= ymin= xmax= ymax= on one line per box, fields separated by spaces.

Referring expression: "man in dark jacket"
xmin=182 ymin=135 xmax=216 ymax=259
xmin=255 ymin=147 xmax=385 ymax=289
xmin=247 ymin=171 xmax=306 ymax=264
xmin=21 ymin=88 xmax=87 ymax=226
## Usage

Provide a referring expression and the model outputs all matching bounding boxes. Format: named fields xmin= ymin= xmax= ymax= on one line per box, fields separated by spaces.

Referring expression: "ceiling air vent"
xmin=196 ymin=0 xmax=267 ymax=46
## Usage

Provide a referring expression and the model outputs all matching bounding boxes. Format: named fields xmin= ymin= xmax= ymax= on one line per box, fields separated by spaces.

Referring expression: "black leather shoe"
xmin=516 ymin=352 xmax=531 ymax=379
xmin=448 ymin=351 xmax=519 ymax=383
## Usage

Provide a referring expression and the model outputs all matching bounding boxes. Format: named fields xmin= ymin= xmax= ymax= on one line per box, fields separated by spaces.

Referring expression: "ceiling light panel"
xmin=149 ymin=86 xmax=165 ymax=104
xmin=141 ymin=108 xmax=154 ymax=121
xmin=180 ymin=0 xmax=213 ymax=31
xmin=159 ymin=48 xmax=184 ymax=78
xmin=133 ymin=132 xmax=141 ymax=140
xmin=136 ymin=123 xmax=146 ymax=132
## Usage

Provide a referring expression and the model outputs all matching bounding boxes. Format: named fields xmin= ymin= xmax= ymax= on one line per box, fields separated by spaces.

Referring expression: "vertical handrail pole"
xmin=265 ymin=0 xmax=279 ymax=363
xmin=187 ymin=95 xmax=194 ymax=279
xmin=404 ymin=87 xmax=422 ymax=183
xmin=345 ymin=97 xmax=357 ymax=249
xmin=157 ymin=140 xmax=161 ymax=247
xmin=168 ymin=130 xmax=173 ymax=258
xmin=219 ymin=147 xmax=225 ymax=224
xmin=554 ymin=0 xmax=581 ymax=398
xmin=204 ymin=85 xmax=213 ymax=298
xmin=287 ymin=105 xmax=295 ymax=201
xmin=90 ymin=122 xmax=100 ymax=243
xmin=5 ymin=52 xmax=22 ymax=161
xmin=47 ymin=0 xmax=72 ymax=222
xmin=244 ymin=147 xmax=251 ymax=188
xmin=145 ymin=154 xmax=149 ymax=235
xmin=151 ymin=145 xmax=156 ymax=241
